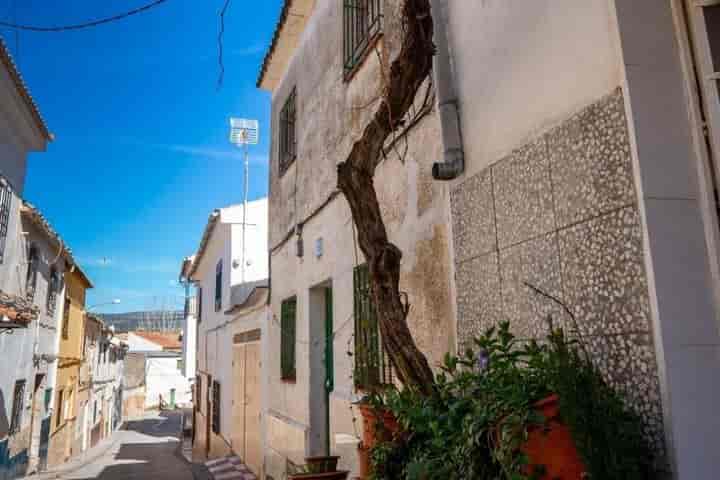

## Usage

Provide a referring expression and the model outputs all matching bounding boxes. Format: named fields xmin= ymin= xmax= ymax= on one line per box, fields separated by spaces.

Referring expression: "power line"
xmin=0 ymin=0 xmax=170 ymax=32
xmin=216 ymin=0 xmax=232 ymax=90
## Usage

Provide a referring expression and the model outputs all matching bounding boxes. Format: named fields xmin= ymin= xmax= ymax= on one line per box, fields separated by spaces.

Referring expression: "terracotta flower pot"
xmin=357 ymin=403 xmax=400 ymax=449
xmin=357 ymin=442 xmax=370 ymax=479
xmin=304 ymin=456 xmax=340 ymax=474
xmin=522 ymin=394 xmax=587 ymax=479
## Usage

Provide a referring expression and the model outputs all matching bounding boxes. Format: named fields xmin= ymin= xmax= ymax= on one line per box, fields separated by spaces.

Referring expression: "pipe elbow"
xmin=432 ymin=149 xmax=464 ymax=181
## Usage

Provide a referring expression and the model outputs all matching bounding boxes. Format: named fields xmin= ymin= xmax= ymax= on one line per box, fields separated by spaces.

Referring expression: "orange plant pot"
xmin=358 ymin=403 xmax=400 ymax=449
xmin=356 ymin=404 xmax=400 ymax=479
xmin=522 ymin=394 xmax=587 ymax=479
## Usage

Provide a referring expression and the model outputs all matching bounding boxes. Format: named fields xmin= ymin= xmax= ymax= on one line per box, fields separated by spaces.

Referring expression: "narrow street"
xmin=55 ymin=412 xmax=194 ymax=480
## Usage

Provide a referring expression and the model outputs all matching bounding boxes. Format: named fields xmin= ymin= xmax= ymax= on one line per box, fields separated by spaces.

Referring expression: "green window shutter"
xmin=281 ymin=297 xmax=297 ymax=381
xmin=354 ymin=265 xmax=392 ymax=390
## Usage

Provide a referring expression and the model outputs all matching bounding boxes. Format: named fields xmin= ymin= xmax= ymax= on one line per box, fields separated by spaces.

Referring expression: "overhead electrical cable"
xmin=0 ymin=0 xmax=169 ymax=32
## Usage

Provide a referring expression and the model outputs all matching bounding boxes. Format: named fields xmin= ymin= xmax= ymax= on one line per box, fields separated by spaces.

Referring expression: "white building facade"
xmin=181 ymin=198 xmax=269 ymax=475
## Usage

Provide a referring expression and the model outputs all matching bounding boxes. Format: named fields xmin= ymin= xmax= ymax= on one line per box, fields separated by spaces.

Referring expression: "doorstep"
xmin=204 ymin=455 xmax=257 ymax=480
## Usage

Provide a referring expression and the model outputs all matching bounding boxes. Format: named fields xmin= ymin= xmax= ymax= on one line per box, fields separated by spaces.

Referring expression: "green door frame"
xmin=324 ymin=287 xmax=334 ymax=455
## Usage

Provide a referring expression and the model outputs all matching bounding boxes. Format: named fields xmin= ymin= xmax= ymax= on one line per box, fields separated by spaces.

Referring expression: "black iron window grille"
xmin=353 ymin=264 xmax=393 ymax=389
xmin=47 ymin=268 xmax=60 ymax=316
xmin=62 ymin=296 xmax=71 ymax=339
xmin=26 ymin=244 xmax=39 ymax=301
xmin=0 ymin=179 xmax=12 ymax=264
xmin=280 ymin=297 xmax=297 ymax=381
xmin=211 ymin=380 xmax=221 ymax=434
xmin=215 ymin=260 xmax=222 ymax=312
xmin=9 ymin=380 xmax=25 ymax=434
xmin=195 ymin=375 xmax=202 ymax=412
xmin=279 ymin=88 xmax=297 ymax=176
xmin=197 ymin=287 xmax=203 ymax=324
xmin=344 ymin=0 xmax=383 ymax=79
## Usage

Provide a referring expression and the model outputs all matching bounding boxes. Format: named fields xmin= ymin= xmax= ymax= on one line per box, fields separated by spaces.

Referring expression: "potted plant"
xmin=287 ymin=457 xmax=349 ymax=480
xmin=365 ymin=321 xmax=654 ymax=480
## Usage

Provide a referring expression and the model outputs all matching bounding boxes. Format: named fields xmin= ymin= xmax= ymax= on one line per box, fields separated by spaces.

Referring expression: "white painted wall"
xmin=144 ymin=356 xmax=191 ymax=408
xmin=443 ymin=0 xmax=623 ymax=179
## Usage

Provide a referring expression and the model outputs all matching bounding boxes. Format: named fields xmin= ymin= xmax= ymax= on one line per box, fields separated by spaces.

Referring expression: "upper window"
xmin=354 ymin=264 xmax=392 ymax=389
xmin=198 ymin=287 xmax=203 ymax=324
xmin=9 ymin=380 xmax=25 ymax=434
xmin=0 ymin=179 xmax=12 ymax=264
xmin=279 ymin=88 xmax=297 ymax=176
xmin=62 ymin=296 xmax=71 ymax=339
xmin=214 ymin=260 xmax=223 ymax=312
xmin=280 ymin=297 xmax=297 ymax=381
xmin=344 ymin=0 xmax=383 ymax=79
xmin=26 ymin=244 xmax=39 ymax=301
xmin=47 ymin=268 xmax=60 ymax=316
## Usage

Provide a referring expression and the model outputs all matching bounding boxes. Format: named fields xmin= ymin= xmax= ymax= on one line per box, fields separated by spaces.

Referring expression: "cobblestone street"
xmin=46 ymin=412 xmax=195 ymax=480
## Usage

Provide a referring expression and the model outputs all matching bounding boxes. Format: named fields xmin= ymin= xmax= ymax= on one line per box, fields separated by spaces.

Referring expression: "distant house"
xmin=126 ymin=331 xmax=190 ymax=409
xmin=180 ymin=198 xmax=269 ymax=472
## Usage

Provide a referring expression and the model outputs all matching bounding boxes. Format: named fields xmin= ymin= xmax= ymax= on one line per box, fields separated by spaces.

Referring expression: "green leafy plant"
xmin=368 ymin=321 xmax=654 ymax=480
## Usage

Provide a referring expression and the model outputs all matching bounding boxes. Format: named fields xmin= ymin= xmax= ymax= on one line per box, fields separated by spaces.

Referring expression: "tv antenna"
xmin=229 ymin=118 xmax=259 ymax=283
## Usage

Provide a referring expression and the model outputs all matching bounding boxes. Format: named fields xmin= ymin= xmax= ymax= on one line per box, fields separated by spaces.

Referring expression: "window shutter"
xmin=280 ymin=297 xmax=297 ymax=381
xmin=212 ymin=381 xmax=221 ymax=434
xmin=215 ymin=260 xmax=223 ymax=312
xmin=62 ymin=297 xmax=71 ymax=339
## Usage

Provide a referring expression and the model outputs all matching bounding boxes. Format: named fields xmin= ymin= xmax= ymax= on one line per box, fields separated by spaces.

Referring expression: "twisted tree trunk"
xmin=337 ymin=0 xmax=436 ymax=395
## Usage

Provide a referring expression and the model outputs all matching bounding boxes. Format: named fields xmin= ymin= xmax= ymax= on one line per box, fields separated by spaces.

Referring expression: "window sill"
xmin=344 ymin=32 xmax=384 ymax=84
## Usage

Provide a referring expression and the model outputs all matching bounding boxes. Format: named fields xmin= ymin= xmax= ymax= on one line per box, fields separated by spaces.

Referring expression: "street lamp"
xmin=87 ymin=299 xmax=121 ymax=311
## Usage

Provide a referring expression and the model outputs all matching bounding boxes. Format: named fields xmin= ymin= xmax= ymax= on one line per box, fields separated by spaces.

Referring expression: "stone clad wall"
xmin=451 ymin=88 xmax=665 ymax=458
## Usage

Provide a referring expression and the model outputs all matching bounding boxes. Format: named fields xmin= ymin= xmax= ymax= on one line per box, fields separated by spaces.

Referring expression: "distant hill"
xmin=98 ymin=310 xmax=184 ymax=333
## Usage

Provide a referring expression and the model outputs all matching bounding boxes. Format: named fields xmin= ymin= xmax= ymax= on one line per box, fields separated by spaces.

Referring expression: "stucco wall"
xmin=443 ymin=0 xmax=624 ymax=180
xmin=265 ymin=0 xmax=454 ymax=478
xmin=144 ymin=356 xmax=191 ymax=409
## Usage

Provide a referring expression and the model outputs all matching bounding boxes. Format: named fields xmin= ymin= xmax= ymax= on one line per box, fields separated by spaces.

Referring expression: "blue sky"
xmin=1 ymin=0 xmax=281 ymax=313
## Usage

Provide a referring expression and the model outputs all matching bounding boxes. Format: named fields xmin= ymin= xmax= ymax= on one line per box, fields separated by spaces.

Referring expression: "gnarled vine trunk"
xmin=337 ymin=0 xmax=436 ymax=395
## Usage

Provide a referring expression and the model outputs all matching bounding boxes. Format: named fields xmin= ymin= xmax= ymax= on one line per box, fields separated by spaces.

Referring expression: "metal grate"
xmin=47 ymin=268 xmax=60 ymax=316
xmin=344 ymin=0 xmax=383 ymax=79
xmin=9 ymin=380 xmax=25 ymax=434
xmin=0 ymin=179 xmax=12 ymax=264
xmin=195 ymin=375 xmax=201 ymax=412
xmin=62 ymin=297 xmax=71 ymax=339
xmin=280 ymin=297 xmax=297 ymax=381
xmin=215 ymin=260 xmax=223 ymax=312
xmin=198 ymin=287 xmax=203 ymax=324
xmin=26 ymin=244 xmax=39 ymax=301
xmin=279 ymin=88 xmax=297 ymax=176
xmin=353 ymin=264 xmax=392 ymax=390
xmin=211 ymin=380 xmax=221 ymax=434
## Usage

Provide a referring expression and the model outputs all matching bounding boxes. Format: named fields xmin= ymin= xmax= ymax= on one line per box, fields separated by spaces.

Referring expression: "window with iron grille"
xmin=62 ymin=297 xmax=71 ymax=339
xmin=9 ymin=380 xmax=25 ymax=434
xmin=26 ymin=244 xmax=38 ymax=301
xmin=280 ymin=297 xmax=297 ymax=381
xmin=354 ymin=264 xmax=392 ymax=389
xmin=55 ymin=389 xmax=64 ymax=428
xmin=47 ymin=268 xmax=60 ymax=316
xmin=211 ymin=380 xmax=221 ymax=434
xmin=279 ymin=88 xmax=297 ymax=176
xmin=197 ymin=287 xmax=203 ymax=324
xmin=344 ymin=0 xmax=383 ymax=79
xmin=0 ymin=180 xmax=12 ymax=264
xmin=215 ymin=260 xmax=222 ymax=312
xmin=206 ymin=375 xmax=212 ymax=418
xmin=195 ymin=375 xmax=201 ymax=412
